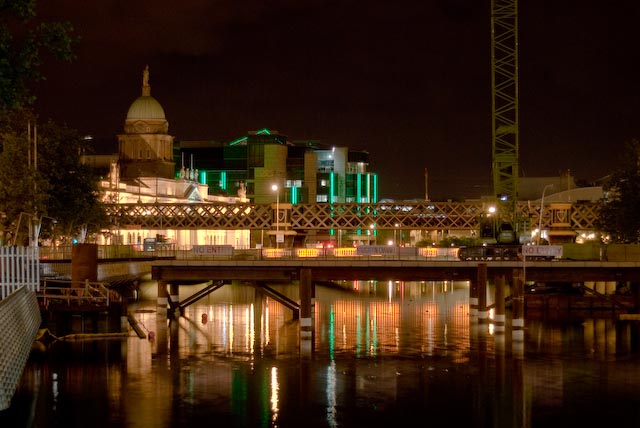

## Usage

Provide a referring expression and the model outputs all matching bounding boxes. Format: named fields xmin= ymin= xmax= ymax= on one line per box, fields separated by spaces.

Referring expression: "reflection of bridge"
xmin=105 ymin=201 xmax=600 ymax=231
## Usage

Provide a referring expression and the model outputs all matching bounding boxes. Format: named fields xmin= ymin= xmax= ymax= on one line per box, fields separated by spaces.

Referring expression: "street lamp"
xmin=272 ymin=184 xmax=279 ymax=248
xmin=537 ymin=184 xmax=554 ymax=245
xmin=394 ymin=223 xmax=400 ymax=246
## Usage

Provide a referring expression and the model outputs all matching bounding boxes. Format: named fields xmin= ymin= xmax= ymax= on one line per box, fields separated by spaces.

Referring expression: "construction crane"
xmin=488 ymin=0 xmax=520 ymax=244
xmin=462 ymin=0 xmax=520 ymax=259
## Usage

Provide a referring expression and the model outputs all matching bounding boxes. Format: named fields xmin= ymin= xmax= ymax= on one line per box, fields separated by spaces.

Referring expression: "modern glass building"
xmin=176 ymin=128 xmax=378 ymax=205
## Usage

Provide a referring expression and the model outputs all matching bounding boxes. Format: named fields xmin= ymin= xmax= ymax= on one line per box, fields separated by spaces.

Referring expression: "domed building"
xmin=118 ymin=65 xmax=175 ymax=179
xmin=93 ymin=66 xmax=250 ymax=249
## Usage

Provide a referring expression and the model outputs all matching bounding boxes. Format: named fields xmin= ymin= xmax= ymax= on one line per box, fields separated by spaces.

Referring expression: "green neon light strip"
xmin=330 ymin=172 xmax=335 ymax=203
xmin=228 ymin=128 xmax=272 ymax=146
xmin=373 ymin=174 xmax=378 ymax=203
xmin=221 ymin=171 xmax=227 ymax=190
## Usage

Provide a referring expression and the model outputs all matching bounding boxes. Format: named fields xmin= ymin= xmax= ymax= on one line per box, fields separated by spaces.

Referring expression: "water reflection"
xmin=3 ymin=280 xmax=640 ymax=427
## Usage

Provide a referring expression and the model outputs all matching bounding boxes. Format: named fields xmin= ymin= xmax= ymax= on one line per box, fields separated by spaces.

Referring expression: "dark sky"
xmin=33 ymin=0 xmax=639 ymax=201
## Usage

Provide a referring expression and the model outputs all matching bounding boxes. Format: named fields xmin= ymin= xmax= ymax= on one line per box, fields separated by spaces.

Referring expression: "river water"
xmin=2 ymin=280 xmax=640 ymax=427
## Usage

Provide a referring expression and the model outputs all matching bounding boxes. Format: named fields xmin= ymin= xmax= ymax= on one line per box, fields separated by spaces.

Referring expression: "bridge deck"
xmin=151 ymin=259 xmax=640 ymax=283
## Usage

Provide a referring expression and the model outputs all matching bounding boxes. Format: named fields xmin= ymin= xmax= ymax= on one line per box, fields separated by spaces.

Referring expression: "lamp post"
xmin=272 ymin=184 xmax=279 ymax=249
xmin=537 ymin=184 xmax=554 ymax=245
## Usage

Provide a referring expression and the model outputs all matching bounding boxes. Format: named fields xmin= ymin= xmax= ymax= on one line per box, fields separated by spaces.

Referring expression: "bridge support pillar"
xmin=157 ymin=280 xmax=168 ymax=317
xmin=477 ymin=263 xmax=488 ymax=323
xmin=494 ymin=276 xmax=506 ymax=333
xmin=153 ymin=314 xmax=168 ymax=356
xmin=299 ymin=268 xmax=314 ymax=356
xmin=170 ymin=283 xmax=180 ymax=317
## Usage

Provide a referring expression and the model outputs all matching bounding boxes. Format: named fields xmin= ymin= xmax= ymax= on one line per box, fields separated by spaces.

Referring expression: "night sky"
xmin=33 ymin=0 xmax=639 ymax=201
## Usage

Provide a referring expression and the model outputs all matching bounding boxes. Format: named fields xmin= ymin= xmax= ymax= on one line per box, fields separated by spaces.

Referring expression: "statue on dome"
xmin=143 ymin=65 xmax=149 ymax=87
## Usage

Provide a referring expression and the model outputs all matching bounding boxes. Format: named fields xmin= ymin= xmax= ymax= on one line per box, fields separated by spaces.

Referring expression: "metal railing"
xmin=174 ymin=246 xmax=462 ymax=261
xmin=38 ymin=278 xmax=122 ymax=308
xmin=34 ymin=243 xmax=640 ymax=264
xmin=39 ymin=244 xmax=177 ymax=260
xmin=37 ymin=244 xmax=462 ymax=263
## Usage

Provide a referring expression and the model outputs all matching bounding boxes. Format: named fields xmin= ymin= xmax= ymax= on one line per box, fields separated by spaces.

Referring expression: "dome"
xmin=126 ymin=96 xmax=166 ymax=120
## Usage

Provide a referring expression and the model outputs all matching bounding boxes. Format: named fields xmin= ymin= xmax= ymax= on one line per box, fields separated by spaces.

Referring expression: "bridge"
xmin=104 ymin=200 xmax=600 ymax=231
xmin=149 ymin=256 xmax=640 ymax=356
xmin=150 ymin=257 xmax=640 ymax=288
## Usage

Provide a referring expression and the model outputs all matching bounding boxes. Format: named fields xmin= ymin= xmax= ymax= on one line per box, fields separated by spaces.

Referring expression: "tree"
xmin=0 ymin=111 xmax=106 ymax=245
xmin=0 ymin=2 xmax=103 ymax=245
xmin=597 ymin=139 xmax=640 ymax=243
xmin=0 ymin=0 xmax=76 ymax=109
xmin=0 ymin=108 xmax=46 ymax=244
xmin=36 ymin=120 xmax=107 ymax=242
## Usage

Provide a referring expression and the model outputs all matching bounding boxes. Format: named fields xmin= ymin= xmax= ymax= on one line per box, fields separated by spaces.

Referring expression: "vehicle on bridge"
xmin=457 ymin=245 xmax=520 ymax=261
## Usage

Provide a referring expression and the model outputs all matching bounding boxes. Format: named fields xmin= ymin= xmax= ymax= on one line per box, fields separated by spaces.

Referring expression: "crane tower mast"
xmin=491 ymin=0 xmax=519 ymax=226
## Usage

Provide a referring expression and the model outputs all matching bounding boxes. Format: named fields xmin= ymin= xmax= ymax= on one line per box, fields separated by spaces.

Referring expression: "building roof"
xmin=126 ymin=95 xmax=166 ymax=121
xmin=125 ymin=65 xmax=166 ymax=121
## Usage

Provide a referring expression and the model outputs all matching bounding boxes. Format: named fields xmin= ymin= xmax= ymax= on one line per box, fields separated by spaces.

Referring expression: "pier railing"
xmin=38 ymin=278 xmax=122 ymax=309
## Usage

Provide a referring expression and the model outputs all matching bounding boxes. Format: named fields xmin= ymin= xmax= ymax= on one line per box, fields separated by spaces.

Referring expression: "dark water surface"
xmin=3 ymin=281 xmax=640 ymax=427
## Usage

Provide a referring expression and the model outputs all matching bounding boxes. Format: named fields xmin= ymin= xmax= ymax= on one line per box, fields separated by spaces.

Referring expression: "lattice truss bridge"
xmin=104 ymin=201 xmax=600 ymax=232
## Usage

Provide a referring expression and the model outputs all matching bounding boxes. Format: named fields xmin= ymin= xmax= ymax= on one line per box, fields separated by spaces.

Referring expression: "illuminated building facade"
xmin=178 ymin=130 xmax=378 ymax=205
xmin=83 ymin=67 xmax=379 ymax=248
xmin=85 ymin=67 xmax=250 ymax=248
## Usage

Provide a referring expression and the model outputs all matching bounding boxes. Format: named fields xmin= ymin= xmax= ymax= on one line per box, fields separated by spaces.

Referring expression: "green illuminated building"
xmin=176 ymin=128 xmax=378 ymax=205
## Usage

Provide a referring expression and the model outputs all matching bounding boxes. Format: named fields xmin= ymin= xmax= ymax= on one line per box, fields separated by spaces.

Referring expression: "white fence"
xmin=0 ymin=246 xmax=41 ymax=299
